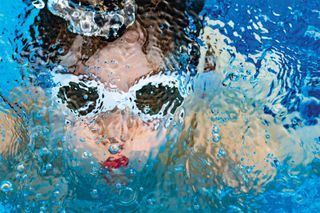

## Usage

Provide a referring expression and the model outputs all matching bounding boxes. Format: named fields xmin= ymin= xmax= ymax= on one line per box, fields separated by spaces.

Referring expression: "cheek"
xmin=125 ymin=122 xmax=167 ymax=157
xmin=65 ymin=121 xmax=109 ymax=162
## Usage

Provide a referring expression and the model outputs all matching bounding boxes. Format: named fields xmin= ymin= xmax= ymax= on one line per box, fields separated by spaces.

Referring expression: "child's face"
xmin=59 ymin=23 xmax=168 ymax=169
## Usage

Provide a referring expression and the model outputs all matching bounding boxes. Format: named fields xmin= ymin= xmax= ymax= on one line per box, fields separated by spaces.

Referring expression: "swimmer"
xmin=1 ymin=0 xmax=317 ymax=196
xmin=45 ymin=0 xmax=203 ymax=173
xmin=2 ymin=0 xmax=204 ymax=176
xmin=153 ymin=21 xmax=319 ymax=194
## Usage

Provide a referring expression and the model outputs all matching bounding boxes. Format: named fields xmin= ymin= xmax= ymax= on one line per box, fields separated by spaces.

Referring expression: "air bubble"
xmin=53 ymin=190 xmax=60 ymax=198
xmin=65 ymin=119 xmax=71 ymax=125
xmin=229 ymin=112 xmax=238 ymax=120
xmin=108 ymin=144 xmax=120 ymax=154
xmin=212 ymin=124 xmax=220 ymax=133
xmin=1 ymin=180 xmax=13 ymax=193
xmin=218 ymin=148 xmax=226 ymax=157
xmin=82 ymin=151 xmax=91 ymax=159
xmin=130 ymin=169 xmax=136 ymax=176
xmin=265 ymin=133 xmax=270 ymax=139
xmin=119 ymin=187 xmax=136 ymax=205
xmin=210 ymin=106 xmax=219 ymax=115
xmin=16 ymin=163 xmax=25 ymax=173
xmin=39 ymin=147 xmax=51 ymax=157
xmin=46 ymin=163 xmax=53 ymax=170
xmin=80 ymin=21 xmax=92 ymax=33
xmin=143 ymin=106 xmax=151 ymax=114
xmin=35 ymin=193 xmax=42 ymax=199
xmin=193 ymin=203 xmax=200 ymax=210
xmin=90 ymin=189 xmax=98 ymax=199
xmin=72 ymin=11 xmax=80 ymax=18
xmin=116 ymin=182 xmax=122 ymax=189
xmin=212 ymin=134 xmax=221 ymax=143
xmin=47 ymin=0 xmax=136 ymax=39
xmin=32 ymin=0 xmax=45 ymax=9
xmin=40 ymin=206 xmax=47 ymax=212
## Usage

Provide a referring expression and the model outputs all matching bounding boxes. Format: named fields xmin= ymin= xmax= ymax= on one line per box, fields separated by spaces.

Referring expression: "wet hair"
xmin=22 ymin=0 xmax=204 ymax=73
xmin=12 ymin=0 xmax=205 ymax=119
xmin=70 ymin=0 xmax=126 ymax=11
xmin=137 ymin=0 xmax=203 ymax=66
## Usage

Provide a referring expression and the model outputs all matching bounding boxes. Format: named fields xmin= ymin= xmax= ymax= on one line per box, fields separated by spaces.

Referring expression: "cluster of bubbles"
xmin=211 ymin=124 xmax=221 ymax=143
xmin=47 ymin=0 xmax=136 ymax=40
xmin=0 ymin=180 xmax=13 ymax=193
xmin=0 ymin=0 xmax=319 ymax=212
xmin=32 ymin=0 xmax=45 ymax=9
xmin=210 ymin=106 xmax=237 ymax=125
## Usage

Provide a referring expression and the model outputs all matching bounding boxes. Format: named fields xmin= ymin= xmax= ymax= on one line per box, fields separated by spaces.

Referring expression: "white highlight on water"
xmin=32 ymin=0 xmax=45 ymax=9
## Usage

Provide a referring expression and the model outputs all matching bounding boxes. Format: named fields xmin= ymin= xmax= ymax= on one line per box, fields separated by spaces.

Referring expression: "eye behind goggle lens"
xmin=135 ymin=83 xmax=183 ymax=116
xmin=57 ymin=82 xmax=99 ymax=116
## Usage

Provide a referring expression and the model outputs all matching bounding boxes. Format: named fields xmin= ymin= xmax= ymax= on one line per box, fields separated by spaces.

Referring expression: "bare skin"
xmin=1 ymin=16 xmax=317 ymax=195
xmin=57 ymin=22 xmax=167 ymax=170
xmin=30 ymin=20 xmax=311 ymax=186
xmin=60 ymin=22 xmax=159 ymax=92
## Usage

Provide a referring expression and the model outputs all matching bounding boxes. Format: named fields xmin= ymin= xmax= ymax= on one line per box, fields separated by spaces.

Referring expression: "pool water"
xmin=0 ymin=0 xmax=319 ymax=212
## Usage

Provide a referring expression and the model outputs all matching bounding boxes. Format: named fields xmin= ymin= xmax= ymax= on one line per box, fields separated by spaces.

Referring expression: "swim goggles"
xmin=51 ymin=70 xmax=189 ymax=121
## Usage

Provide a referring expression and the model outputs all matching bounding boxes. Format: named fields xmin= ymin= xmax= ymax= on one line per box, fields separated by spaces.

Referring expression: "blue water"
xmin=201 ymin=0 xmax=320 ymax=125
xmin=0 ymin=0 xmax=319 ymax=212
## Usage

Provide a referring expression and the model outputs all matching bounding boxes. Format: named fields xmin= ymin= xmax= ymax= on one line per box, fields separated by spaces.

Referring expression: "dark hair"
xmin=21 ymin=0 xmax=204 ymax=73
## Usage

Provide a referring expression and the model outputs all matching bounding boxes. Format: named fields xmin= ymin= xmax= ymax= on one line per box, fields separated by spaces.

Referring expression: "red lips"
xmin=101 ymin=156 xmax=129 ymax=169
